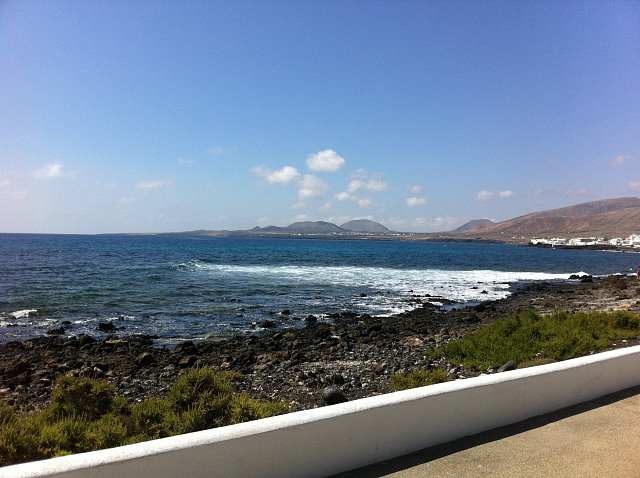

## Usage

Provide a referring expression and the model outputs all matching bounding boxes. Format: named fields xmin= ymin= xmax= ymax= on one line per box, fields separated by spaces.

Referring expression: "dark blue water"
xmin=1 ymin=234 xmax=637 ymax=344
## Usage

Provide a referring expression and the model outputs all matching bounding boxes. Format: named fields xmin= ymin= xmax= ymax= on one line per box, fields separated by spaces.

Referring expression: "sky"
xmin=1 ymin=0 xmax=639 ymax=234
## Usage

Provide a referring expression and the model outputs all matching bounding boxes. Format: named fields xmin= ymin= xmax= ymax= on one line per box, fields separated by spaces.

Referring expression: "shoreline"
xmin=1 ymin=275 xmax=639 ymax=414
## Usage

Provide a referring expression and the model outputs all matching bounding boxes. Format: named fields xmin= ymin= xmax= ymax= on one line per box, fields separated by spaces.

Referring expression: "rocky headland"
xmin=1 ymin=275 xmax=639 ymax=414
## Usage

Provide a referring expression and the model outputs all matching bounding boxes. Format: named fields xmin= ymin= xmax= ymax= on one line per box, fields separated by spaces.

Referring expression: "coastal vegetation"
xmin=388 ymin=368 xmax=452 ymax=391
xmin=0 ymin=367 xmax=288 ymax=466
xmin=427 ymin=309 xmax=640 ymax=371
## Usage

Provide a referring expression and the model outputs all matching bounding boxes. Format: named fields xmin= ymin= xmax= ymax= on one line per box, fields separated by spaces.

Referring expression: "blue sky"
xmin=1 ymin=0 xmax=639 ymax=234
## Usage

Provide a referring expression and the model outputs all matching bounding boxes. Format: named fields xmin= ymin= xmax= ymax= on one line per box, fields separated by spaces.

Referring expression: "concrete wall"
xmin=4 ymin=345 xmax=640 ymax=478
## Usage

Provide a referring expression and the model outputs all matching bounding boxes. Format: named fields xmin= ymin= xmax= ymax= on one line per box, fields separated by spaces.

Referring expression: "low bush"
xmin=389 ymin=368 xmax=452 ymax=392
xmin=437 ymin=310 xmax=640 ymax=370
xmin=0 ymin=367 xmax=288 ymax=467
xmin=46 ymin=375 xmax=129 ymax=421
xmin=0 ymin=409 xmax=41 ymax=465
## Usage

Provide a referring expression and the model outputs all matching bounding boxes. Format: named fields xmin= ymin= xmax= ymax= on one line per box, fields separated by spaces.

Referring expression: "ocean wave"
xmin=180 ymin=263 xmax=579 ymax=304
xmin=8 ymin=309 xmax=38 ymax=319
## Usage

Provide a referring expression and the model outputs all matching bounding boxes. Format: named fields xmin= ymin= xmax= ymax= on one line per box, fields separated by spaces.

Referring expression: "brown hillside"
xmin=465 ymin=198 xmax=640 ymax=238
xmin=515 ymin=197 xmax=640 ymax=219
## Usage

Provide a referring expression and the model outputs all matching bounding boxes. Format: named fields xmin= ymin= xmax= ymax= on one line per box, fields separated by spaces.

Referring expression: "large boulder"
xmin=321 ymin=386 xmax=348 ymax=405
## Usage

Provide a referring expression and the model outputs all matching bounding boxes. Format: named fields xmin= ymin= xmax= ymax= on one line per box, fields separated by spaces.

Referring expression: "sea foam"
xmin=8 ymin=309 xmax=38 ymax=319
xmin=184 ymin=262 xmax=578 ymax=311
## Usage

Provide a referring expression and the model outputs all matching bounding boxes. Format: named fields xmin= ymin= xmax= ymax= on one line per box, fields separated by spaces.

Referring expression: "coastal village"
xmin=530 ymin=233 xmax=640 ymax=248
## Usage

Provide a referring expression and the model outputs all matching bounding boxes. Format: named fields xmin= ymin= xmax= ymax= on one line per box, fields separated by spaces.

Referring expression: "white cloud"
xmin=209 ymin=146 xmax=231 ymax=157
xmin=33 ymin=162 xmax=66 ymax=179
xmin=320 ymin=202 xmax=333 ymax=211
xmin=357 ymin=198 xmax=373 ymax=208
xmin=252 ymin=165 xmax=300 ymax=184
xmin=477 ymin=190 xmax=495 ymax=201
xmin=407 ymin=185 xmax=422 ymax=194
xmin=306 ymin=149 xmax=346 ymax=172
xmin=628 ymin=180 xmax=640 ymax=190
xmin=477 ymin=190 xmax=513 ymax=200
xmin=406 ymin=197 xmax=427 ymax=207
xmin=0 ymin=179 xmax=10 ymax=188
xmin=347 ymin=170 xmax=388 ymax=193
xmin=297 ymin=174 xmax=329 ymax=200
xmin=136 ymin=179 xmax=171 ymax=189
xmin=335 ymin=192 xmax=352 ymax=201
xmin=347 ymin=178 xmax=388 ymax=193
xmin=431 ymin=216 xmax=459 ymax=228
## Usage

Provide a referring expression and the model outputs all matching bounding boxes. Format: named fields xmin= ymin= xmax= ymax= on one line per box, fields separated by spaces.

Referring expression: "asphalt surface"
xmin=333 ymin=386 xmax=640 ymax=478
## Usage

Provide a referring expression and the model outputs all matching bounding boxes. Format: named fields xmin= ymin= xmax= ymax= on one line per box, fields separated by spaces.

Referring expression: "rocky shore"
xmin=1 ymin=275 xmax=639 ymax=414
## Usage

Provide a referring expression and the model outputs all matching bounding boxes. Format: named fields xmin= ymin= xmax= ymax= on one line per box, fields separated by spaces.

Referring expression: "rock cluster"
xmin=1 ymin=276 xmax=639 ymax=413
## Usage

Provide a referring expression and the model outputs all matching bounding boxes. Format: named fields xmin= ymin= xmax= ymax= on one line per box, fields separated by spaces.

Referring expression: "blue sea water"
xmin=0 ymin=233 xmax=637 ymax=344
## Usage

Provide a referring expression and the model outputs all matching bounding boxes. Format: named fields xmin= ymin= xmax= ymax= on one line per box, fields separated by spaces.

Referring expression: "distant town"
xmin=530 ymin=234 xmax=640 ymax=249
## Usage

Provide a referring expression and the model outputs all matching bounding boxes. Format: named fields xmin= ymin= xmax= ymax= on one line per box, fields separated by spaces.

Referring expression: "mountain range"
xmin=451 ymin=197 xmax=640 ymax=239
xmin=250 ymin=219 xmax=394 ymax=235
xmin=167 ymin=197 xmax=639 ymax=240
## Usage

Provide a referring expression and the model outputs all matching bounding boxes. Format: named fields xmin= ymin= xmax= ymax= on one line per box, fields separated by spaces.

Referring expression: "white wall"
xmin=4 ymin=345 xmax=640 ymax=478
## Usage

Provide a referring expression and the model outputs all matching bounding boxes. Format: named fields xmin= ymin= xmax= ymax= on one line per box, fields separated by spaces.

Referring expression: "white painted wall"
xmin=3 ymin=345 xmax=640 ymax=478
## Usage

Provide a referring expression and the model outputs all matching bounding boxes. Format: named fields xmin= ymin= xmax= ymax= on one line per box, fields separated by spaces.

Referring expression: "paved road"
xmin=333 ymin=386 xmax=640 ymax=478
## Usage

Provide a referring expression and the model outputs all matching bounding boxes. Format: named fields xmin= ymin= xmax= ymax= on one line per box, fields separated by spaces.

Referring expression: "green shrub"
xmin=0 ymin=400 xmax=15 ymax=425
xmin=167 ymin=367 xmax=234 ymax=431
xmin=0 ymin=367 xmax=289 ymax=467
xmin=230 ymin=394 xmax=290 ymax=423
xmin=0 ymin=406 xmax=41 ymax=466
xmin=168 ymin=368 xmax=232 ymax=410
xmin=47 ymin=375 xmax=128 ymax=421
xmin=37 ymin=415 xmax=88 ymax=456
xmin=131 ymin=398 xmax=174 ymax=439
xmin=85 ymin=414 xmax=130 ymax=450
xmin=389 ymin=368 xmax=452 ymax=392
xmin=439 ymin=310 xmax=640 ymax=370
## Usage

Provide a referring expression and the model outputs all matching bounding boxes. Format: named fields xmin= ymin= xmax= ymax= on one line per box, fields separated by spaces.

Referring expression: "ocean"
xmin=1 ymin=233 xmax=637 ymax=344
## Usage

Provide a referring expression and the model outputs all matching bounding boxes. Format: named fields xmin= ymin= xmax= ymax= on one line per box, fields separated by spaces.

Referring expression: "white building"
xmin=531 ymin=234 xmax=640 ymax=248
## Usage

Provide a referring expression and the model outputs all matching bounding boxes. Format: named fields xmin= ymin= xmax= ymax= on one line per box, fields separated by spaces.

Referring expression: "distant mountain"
xmin=456 ymin=197 xmax=640 ymax=238
xmin=285 ymin=221 xmax=346 ymax=233
xmin=515 ymin=197 xmax=640 ymax=219
xmin=449 ymin=219 xmax=495 ymax=234
xmin=340 ymin=219 xmax=393 ymax=234
xmin=248 ymin=219 xmax=393 ymax=235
